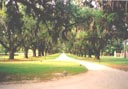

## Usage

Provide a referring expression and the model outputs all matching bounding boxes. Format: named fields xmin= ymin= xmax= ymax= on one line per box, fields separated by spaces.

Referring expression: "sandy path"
xmin=0 ymin=53 xmax=128 ymax=89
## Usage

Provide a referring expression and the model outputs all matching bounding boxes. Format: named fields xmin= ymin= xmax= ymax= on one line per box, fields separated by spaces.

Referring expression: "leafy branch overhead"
xmin=0 ymin=0 xmax=128 ymax=59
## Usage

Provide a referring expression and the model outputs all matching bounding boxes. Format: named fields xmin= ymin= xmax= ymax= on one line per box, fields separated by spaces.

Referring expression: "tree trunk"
xmin=9 ymin=50 xmax=15 ymax=60
xmin=88 ymin=54 xmax=92 ymax=58
xmin=124 ymin=40 xmax=127 ymax=59
xmin=95 ymin=55 xmax=100 ymax=60
xmin=24 ymin=48 xmax=29 ymax=58
xmin=95 ymin=50 xmax=100 ymax=60
xmin=33 ymin=48 xmax=36 ymax=57
xmin=42 ymin=51 xmax=44 ymax=56
xmin=38 ymin=48 xmax=41 ymax=56
xmin=41 ymin=46 xmax=45 ymax=56
xmin=88 ymin=49 xmax=92 ymax=58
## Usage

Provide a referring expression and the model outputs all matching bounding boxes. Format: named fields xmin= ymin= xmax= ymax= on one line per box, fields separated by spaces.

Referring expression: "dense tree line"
xmin=66 ymin=0 xmax=128 ymax=59
xmin=0 ymin=0 xmax=128 ymax=60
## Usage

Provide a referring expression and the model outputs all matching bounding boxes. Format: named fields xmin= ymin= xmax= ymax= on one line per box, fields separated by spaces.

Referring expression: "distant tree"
xmin=22 ymin=15 xmax=36 ymax=58
xmin=103 ymin=39 xmax=123 ymax=56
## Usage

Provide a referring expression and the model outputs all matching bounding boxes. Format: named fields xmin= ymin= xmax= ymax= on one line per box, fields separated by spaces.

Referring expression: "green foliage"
xmin=6 ymin=3 xmax=23 ymax=32
xmin=104 ymin=39 xmax=123 ymax=55
xmin=23 ymin=15 xmax=36 ymax=30
xmin=0 ymin=9 xmax=5 ymax=17
xmin=106 ymin=13 xmax=116 ymax=23
xmin=126 ymin=45 xmax=128 ymax=51
xmin=76 ymin=31 xmax=87 ymax=39
xmin=0 ymin=45 xmax=7 ymax=53
xmin=0 ymin=0 xmax=127 ymax=59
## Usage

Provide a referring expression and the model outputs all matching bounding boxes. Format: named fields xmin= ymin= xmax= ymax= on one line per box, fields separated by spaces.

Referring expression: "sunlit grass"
xmin=67 ymin=53 xmax=128 ymax=65
xmin=0 ymin=53 xmax=60 ymax=61
xmin=0 ymin=61 xmax=87 ymax=82
xmin=100 ymin=56 xmax=128 ymax=65
xmin=0 ymin=53 xmax=87 ymax=82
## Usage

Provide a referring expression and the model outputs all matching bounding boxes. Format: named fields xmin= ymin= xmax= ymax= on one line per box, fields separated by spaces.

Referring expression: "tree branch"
xmin=0 ymin=40 xmax=9 ymax=49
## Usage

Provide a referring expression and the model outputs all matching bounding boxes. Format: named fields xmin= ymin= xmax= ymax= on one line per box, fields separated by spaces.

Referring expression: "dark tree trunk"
xmin=38 ymin=44 xmax=45 ymax=56
xmin=94 ymin=50 xmax=100 ymax=60
xmin=38 ymin=48 xmax=41 ymax=56
xmin=95 ymin=55 xmax=100 ymax=60
xmin=33 ymin=48 xmax=36 ymax=57
xmin=41 ymin=46 xmax=45 ymax=56
xmin=88 ymin=51 xmax=92 ymax=58
xmin=88 ymin=49 xmax=92 ymax=58
xmin=124 ymin=40 xmax=127 ymax=59
xmin=42 ymin=51 xmax=44 ymax=56
xmin=88 ymin=54 xmax=92 ymax=58
xmin=9 ymin=50 xmax=15 ymax=60
xmin=24 ymin=48 xmax=29 ymax=58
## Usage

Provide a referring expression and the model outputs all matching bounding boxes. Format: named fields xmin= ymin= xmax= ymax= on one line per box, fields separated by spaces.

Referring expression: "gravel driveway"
xmin=0 ymin=53 xmax=128 ymax=89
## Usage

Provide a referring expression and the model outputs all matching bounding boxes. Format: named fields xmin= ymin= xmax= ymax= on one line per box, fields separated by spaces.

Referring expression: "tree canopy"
xmin=0 ymin=0 xmax=128 ymax=59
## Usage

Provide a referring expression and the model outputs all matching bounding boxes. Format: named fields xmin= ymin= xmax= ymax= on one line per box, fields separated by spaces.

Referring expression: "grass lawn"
xmin=99 ymin=56 xmax=128 ymax=71
xmin=67 ymin=53 xmax=128 ymax=71
xmin=0 ymin=53 xmax=60 ymax=61
xmin=0 ymin=53 xmax=87 ymax=82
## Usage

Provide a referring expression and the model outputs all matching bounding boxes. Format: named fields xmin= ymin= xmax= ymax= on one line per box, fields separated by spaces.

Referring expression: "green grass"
xmin=67 ymin=53 xmax=128 ymax=65
xmin=0 ymin=60 xmax=87 ymax=82
xmin=100 ymin=56 xmax=128 ymax=65
xmin=85 ymin=56 xmax=128 ymax=65
xmin=0 ymin=53 xmax=60 ymax=61
xmin=27 ymin=53 xmax=60 ymax=61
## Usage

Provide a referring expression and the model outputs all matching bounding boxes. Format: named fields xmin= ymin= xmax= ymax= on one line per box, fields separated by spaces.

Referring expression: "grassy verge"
xmin=0 ymin=53 xmax=60 ymax=61
xmin=0 ymin=53 xmax=87 ymax=82
xmin=27 ymin=53 xmax=61 ymax=61
xmin=0 ymin=61 xmax=87 ymax=82
xmin=67 ymin=53 xmax=128 ymax=71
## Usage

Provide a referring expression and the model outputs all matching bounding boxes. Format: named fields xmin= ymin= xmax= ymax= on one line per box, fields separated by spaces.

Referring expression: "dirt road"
xmin=0 ymin=53 xmax=128 ymax=89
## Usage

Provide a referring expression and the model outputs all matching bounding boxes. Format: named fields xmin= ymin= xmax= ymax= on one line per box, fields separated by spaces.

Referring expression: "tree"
xmin=22 ymin=15 xmax=36 ymax=58
xmin=0 ymin=0 xmax=127 ymax=60
xmin=103 ymin=39 xmax=123 ymax=56
xmin=72 ymin=7 xmax=108 ymax=59
xmin=103 ymin=1 xmax=128 ymax=58
xmin=0 ymin=1 xmax=23 ymax=59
